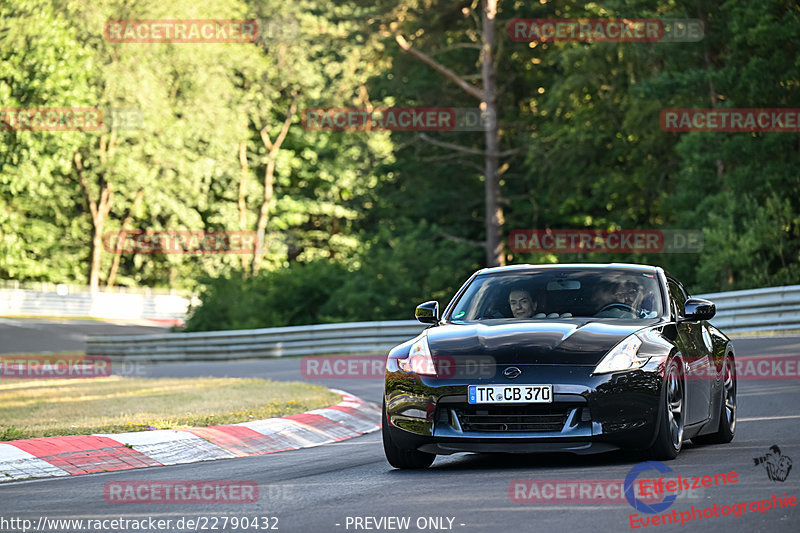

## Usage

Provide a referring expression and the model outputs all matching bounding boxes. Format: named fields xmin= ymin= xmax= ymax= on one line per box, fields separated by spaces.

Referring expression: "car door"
xmin=668 ymin=279 xmax=712 ymax=425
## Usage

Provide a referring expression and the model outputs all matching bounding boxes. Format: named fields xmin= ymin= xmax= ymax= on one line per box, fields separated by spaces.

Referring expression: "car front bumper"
xmin=384 ymin=360 xmax=665 ymax=455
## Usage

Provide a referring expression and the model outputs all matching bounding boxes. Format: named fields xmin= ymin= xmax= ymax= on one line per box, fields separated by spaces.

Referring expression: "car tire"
xmin=693 ymin=355 xmax=736 ymax=445
xmin=382 ymin=401 xmax=436 ymax=469
xmin=648 ymin=357 xmax=685 ymax=460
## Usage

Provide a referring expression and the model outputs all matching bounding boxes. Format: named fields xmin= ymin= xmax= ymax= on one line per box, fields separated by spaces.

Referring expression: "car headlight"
xmin=592 ymin=334 xmax=648 ymax=375
xmin=398 ymin=336 xmax=437 ymax=376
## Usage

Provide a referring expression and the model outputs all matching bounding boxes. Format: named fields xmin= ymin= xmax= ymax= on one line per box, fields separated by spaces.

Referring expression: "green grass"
xmin=0 ymin=376 xmax=340 ymax=441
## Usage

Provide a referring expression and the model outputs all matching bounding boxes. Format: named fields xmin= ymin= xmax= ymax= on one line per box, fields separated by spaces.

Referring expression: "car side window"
xmin=667 ymin=280 xmax=686 ymax=318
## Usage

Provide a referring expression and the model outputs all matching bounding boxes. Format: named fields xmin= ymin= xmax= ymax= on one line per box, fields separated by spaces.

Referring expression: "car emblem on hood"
xmin=503 ymin=367 xmax=522 ymax=379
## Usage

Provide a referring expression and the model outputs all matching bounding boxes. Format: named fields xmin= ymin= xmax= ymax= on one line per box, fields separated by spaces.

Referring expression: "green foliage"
xmin=184 ymin=260 xmax=349 ymax=330
xmin=2 ymin=0 xmax=799 ymax=328
xmin=0 ymin=0 xmax=97 ymax=280
xmin=185 ymin=220 xmax=481 ymax=329
xmin=323 ymin=221 xmax=482 ymax=321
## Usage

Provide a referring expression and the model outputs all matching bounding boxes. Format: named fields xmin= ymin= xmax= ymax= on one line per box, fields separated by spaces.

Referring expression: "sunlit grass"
xmin=0 ymin=376 xmax=340 ymax=441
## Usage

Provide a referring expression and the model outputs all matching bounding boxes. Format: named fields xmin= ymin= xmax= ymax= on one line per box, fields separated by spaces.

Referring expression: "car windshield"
xmin=448 ymin=269 xmax=664 ymax=322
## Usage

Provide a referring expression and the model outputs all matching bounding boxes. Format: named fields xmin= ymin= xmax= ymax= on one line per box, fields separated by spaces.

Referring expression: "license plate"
xmin=468 ymin=385 xmax=552 ymax=404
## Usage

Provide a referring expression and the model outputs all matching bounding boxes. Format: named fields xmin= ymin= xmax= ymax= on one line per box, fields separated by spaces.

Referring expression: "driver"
xmin=509 ymin=289 xmax=537 ymax=318
xmin=616 ymin=280 xmax=642 ymax=310
xmin=611 ymin=280 xmax=657 ymax=318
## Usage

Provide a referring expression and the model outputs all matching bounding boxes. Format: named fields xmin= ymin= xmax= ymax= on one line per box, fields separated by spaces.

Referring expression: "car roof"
xmin=475 ymin=263 xmax=661 ymax=275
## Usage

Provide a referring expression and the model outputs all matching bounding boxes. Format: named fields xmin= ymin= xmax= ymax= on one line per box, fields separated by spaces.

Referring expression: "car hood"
xmin=426 ymin=319 xmax=660 ymax=366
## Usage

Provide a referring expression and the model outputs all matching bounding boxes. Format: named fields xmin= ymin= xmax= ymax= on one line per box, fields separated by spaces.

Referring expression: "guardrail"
xmin=85 ymin=284 xmax=800 ymax=361
xmin=86 ymin=321 xmax=426 ymax=361
xmin=0 ymin=280 xmax=188 ymax=296
xmin=0 ymin=285 xmax=192 ymax=323
xmin=698 ymin=284 xmax=800 ymax=333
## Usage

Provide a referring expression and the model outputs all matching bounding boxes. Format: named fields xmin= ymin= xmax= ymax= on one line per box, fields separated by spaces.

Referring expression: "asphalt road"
xmin=0 ymin=317 xmax=169 ymax=355
xmin=0 ymin=320 xmax=798 ymax=533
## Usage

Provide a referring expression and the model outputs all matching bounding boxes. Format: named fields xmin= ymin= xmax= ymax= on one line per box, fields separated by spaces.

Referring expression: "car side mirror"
xmin=683 ymin=298 xmax=716 ymax=321
xmin=415 ymin=301 xmax=439 ymax=324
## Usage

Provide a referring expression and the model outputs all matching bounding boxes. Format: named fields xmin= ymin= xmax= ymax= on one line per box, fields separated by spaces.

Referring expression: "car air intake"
xmin=451 ymin=405 xmax=579 ymax=432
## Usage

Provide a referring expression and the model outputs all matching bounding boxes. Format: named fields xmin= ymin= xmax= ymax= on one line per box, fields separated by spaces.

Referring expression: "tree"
xmin=393 ymin=0 xmax=506 ymax=267
xmin=0 ymin=0 xmax=97 ymax=282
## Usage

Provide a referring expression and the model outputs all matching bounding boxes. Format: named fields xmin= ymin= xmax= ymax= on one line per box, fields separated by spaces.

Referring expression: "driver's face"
xmin=509 ymin=290 xmax=534 ymax=318
xmin=617 ymin=284 xmax=639 ymax=306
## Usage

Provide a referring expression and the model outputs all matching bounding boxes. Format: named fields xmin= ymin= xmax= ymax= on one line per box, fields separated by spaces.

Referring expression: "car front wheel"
xmin=648 ymin=357 xmax=685 ymax=460
xmin=382 ymin=401 xmax=436 ymax=469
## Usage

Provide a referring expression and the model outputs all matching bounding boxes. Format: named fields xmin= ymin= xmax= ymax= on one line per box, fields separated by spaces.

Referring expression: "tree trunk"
xmin=74 ymin=150 xmax=113 ymax=292
xmin=238 ymin=139 xmax=250 ymax=274
xmin=395 ymin=0 xmax=506 ymax=267
xmin=251 ymin=96 xmax=298 ymax=275
xmin=698 ymin=7 xmax=724 ymax=181
xmin=698 ymin=5 xmax=729 ymax=286
xmin=481 ymin=0 xmax=504 ymax=267
xmin=251 ymin=155 xmax=276 ymax=275
xmin=106 ymin=189 xmax=143 ymax=287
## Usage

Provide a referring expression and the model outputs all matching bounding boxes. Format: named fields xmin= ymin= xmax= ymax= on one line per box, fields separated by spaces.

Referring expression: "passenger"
xmin=508 ymin=289 xmax=537 ymax=319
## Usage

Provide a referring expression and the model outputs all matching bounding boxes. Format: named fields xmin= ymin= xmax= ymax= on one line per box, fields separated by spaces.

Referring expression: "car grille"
xmin=450 ymin=405 xmax=579 ymax=433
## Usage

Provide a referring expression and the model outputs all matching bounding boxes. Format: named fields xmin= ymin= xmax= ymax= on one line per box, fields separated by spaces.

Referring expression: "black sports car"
xmin=382 ymin=263 xmax=736 ymax=469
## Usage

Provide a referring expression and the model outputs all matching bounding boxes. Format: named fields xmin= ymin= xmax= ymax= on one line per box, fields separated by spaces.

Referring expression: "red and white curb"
xmin=0 ymin=389 xmax=380 ymax=482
